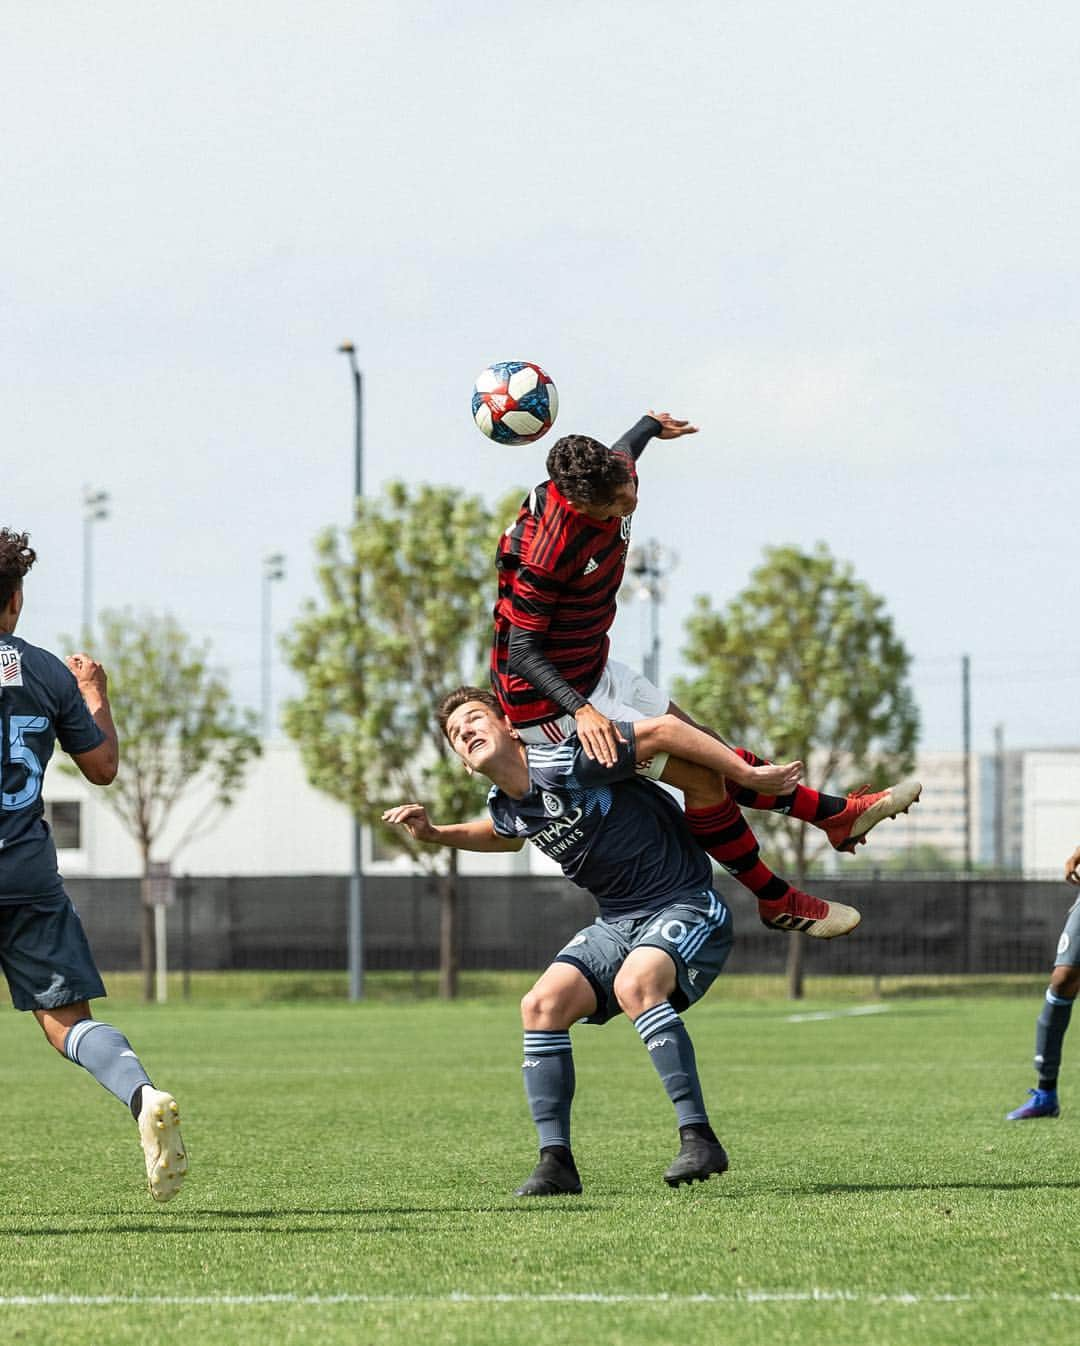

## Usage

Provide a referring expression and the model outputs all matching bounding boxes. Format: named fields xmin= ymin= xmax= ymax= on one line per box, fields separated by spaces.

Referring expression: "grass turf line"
xmin=0 ymin=995 xmax=1075 ymax=1346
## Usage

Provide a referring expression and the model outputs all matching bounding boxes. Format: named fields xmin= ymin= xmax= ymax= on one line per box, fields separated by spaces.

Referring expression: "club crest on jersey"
xmin=620 ymin=516 xmax=632 ymax=543
xmin=0 ymin=645 xmax=23 ymax=687
xmin=542 ymin=791 xmax=564 ymax=817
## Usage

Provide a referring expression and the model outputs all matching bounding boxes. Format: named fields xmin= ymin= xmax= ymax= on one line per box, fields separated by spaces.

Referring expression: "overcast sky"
xmin=4 ymin=1 xmax=1078 ymax=753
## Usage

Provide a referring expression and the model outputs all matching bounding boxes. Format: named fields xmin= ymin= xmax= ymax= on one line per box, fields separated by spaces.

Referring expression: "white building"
xmin=47 ymin=740 xmax=540 ymax=881
xmin=43 ymin=740 xmax=1080 ymax=882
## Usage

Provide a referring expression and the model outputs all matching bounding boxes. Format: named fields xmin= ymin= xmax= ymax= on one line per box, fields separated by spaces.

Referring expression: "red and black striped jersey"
xmin=490 ymin=477 xmax=635 ymax=726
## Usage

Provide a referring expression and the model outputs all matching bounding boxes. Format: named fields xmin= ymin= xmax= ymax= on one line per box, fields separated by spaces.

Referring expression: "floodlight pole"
xmin=261 ymin=553 xmax=286 ymax=736
xmin=962 ymin=653 xmax=972 ymax=873
xmin=339 ymin=342 xmax=365 ymax=1001
xmin=624 ymin=540 xmax=674 ymax=687
xmin=81 ymin=486 xmax=110 ymax=641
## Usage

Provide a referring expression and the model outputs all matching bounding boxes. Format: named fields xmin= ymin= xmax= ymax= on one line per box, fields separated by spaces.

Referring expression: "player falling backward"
xmin=491 ymin=411 xmax=921 ymax=934
xmin=385 ymin=688 xmax=805 ymax=1193
xmin=0 ymin=528 xmax=186 ymax=1203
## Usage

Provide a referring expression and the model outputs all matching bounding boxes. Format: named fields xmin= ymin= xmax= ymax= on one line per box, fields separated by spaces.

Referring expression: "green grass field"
xmin=1 ymin=981 xmax=1077 ymax=1346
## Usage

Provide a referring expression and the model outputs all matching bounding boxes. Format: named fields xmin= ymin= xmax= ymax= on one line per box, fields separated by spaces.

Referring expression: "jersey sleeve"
xmin=611 ymin=415 xmax=661 ymax=464
xmin=568 ymin=723 xmax=641 ymax=786
xmin=51 ymin=659 xmax=107 ymax=756
xmin=487 ymin=785 xmax=517 ymax=838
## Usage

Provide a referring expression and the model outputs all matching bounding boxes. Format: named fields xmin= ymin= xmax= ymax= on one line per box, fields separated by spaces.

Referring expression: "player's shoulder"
xmin=0 ymin=634 xmax=67 ymax=683
xmin=525 ymin=738 xmax=582 ymax=788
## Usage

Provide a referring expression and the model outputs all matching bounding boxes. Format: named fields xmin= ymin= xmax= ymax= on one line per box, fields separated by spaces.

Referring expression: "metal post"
xmin=338 ymin=343 xmax=365 ymax=1001
xmin=261 ymin=553 xmax=286 ymax=736
xmin=81 ymin=486 xmax=110 ymax=641
xmin=623 ymin=540 xmax=674 ymax=688
xmin=962 ymin=654 xmax=972 ymax=873
xmin=993 ymin=722 xmax=1005 ymax=871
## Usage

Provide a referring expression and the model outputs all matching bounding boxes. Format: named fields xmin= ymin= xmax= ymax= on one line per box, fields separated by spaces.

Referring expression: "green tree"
xmin=66 ymin=609 xmax=261 ymax=1001
xmin=282 ymin=481 xmax=519 ymax=998
xmin=673 ymin=543 xmax=919 ymax=997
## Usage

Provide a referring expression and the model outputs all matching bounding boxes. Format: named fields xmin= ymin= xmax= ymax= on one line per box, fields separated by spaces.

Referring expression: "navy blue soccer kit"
xmin=0 ymin=634 xmax=106 ymax=1008
xmin=487 ymin=723 xmax=733 ymax=1016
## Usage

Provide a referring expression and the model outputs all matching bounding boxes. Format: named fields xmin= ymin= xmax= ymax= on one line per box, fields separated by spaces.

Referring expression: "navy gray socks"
xmin=633 ymin=1003 xmax=709 ymax=1128
xmin=64 ymin=1020 xmax=152 ymax=1108
xmin=522 ymin=1030 xmax=575 ymax=1150
xmin=1035 ymin=989 xmax=1074 ymax=1092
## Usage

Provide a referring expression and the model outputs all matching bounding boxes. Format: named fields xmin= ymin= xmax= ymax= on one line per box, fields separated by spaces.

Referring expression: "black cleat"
xmin=664 ymin=1132 xmax=729 ymax=1188
xmin=513 ymin=1148 xmax=582 ymax=1197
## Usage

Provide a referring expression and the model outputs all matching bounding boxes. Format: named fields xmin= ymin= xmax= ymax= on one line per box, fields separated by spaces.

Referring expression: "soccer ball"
xmin=472 ymin=361 xmax=559 ymax=445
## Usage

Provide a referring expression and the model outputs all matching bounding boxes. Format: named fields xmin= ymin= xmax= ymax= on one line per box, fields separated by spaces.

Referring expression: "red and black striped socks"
xmin=728 ymin=747 xmax=846 ymax=822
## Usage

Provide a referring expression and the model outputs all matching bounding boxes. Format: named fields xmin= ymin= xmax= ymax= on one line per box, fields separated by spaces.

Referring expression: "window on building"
xmin=45 ymin=800 xmax=82 ymax=850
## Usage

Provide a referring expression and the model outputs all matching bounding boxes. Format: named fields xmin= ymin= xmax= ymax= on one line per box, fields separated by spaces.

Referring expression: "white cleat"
xmin=137 ymin=1088 xmax=188 ymax=1203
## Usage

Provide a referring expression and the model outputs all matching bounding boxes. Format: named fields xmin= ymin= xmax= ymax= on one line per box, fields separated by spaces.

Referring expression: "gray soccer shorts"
xmin=0 ymin=896 xmax=107 ymax=1011
xmin=553 ymin=887 xmax=733 ymax=1024
xmin=1053 ymin=897 xmax=1080 ymax=968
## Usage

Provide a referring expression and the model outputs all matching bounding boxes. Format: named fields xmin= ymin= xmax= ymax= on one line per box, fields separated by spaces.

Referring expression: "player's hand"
xmin=1066 ymin=845 xmax=1080 ymax=885
xmin=66 ymin=653 xmax=108 ymax=698
xmin=574 ymin=704 xmax=626 ymax=767
xmin=646 ymin=411 xmax=699 ymax=440
xmin=381 ymin=803 xmax=438 ymax=844
xmin=744 ymin=760 xmax=803 ymax=795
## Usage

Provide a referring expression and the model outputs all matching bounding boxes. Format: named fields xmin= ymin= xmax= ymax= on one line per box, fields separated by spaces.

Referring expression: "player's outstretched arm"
xmin=1066 ymin=845 xmax=1080 ymax=885
xmin=645 ymin=410 xmax=699 ymax=440
xmin=381 ymin=804 xmax=524 ymax=853
xmin=632 ymin=714 xmax=802 ymax=794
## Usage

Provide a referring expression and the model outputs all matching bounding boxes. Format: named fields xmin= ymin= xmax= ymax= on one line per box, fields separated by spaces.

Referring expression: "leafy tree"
xmin=673 ymin=543 xmax=919 ymax=997
xmin=282 ymin=481 xmax=519 ymax=998
xmin=66 ymin=609 xmax=261 ymax=1001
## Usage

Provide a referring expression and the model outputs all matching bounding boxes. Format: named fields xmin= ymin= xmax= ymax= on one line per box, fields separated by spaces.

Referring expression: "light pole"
xmin=261 ymin=552 xmax=286 ymax=737
xmin=338 ymin=342 xmax=365 ymax=1001
xmin=81 ymin=486 xmax=110 ymax=641
xmin=623 ymin=540 xmax=675 ymax=687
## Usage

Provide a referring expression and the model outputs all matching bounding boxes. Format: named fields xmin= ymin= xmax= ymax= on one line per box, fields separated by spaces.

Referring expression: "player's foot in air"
xmin=1005 ymin=1088 xmax=1060 ymax=1121
xmin=819 ymin=778 xmax=923 ymax=853
xmin=758 ymin=890 xmax=861 ymax=939
xmin=137 ymin=1087 xmax=188 ymax=1202
xmin=664 ymin=1127 xmax=729 ymax=1188
xmin=513 ymin=1146 xmax=582 ymax=1197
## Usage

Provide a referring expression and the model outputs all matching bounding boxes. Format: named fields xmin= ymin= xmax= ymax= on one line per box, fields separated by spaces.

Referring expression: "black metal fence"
xmin=64 ymin=874 xmax=1074 ymax=978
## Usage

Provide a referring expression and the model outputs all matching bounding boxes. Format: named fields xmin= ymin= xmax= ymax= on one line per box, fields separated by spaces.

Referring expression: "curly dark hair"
xmin=546 ymin=435 xmax=633 ymax=507
xmin=436 ymin=685 xmax=503 ymax=739
xmin=0 ymin=528 xmax=36 ymax=610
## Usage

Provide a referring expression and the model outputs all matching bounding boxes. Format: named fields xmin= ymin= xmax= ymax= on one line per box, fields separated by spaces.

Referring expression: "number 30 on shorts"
xmin=642 ymin=916 xmax=692 ymax=945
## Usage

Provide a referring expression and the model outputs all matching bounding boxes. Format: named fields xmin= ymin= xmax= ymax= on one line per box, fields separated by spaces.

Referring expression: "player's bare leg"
xmin=658 ymin=757 xmax=860 ymax=939
xmin=36 ymin=1002 xmax=187 ymax=1202
xmin=664 ymin=700 xmax=921 ymax=853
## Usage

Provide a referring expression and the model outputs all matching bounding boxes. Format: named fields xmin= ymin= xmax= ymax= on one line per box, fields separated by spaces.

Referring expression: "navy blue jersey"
xmin=487 ymin=723 xmax=713 ymax=920
xmin=0 ymin=635 xmax=105 ymax=903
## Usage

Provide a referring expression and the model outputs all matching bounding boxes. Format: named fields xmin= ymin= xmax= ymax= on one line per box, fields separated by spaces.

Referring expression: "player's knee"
xmin=613 ymin=968 xmax=664 ymax=1018
xmin=520 ymin=987 xmax=568 ymax=1029
xmin=1050 ymin=964 xmax=1080 ymax=999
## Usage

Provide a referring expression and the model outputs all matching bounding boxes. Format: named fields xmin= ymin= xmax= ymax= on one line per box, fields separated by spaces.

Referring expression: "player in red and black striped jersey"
xmin=491 ymin=413 xmax=673 ymax=741
xmin=489 ymin=414 xmax=921 ymax=938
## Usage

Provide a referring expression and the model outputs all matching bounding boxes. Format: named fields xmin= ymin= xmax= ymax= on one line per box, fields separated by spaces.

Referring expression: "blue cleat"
xmin=1006 ymin=1088 xmax=1060 ymax=1121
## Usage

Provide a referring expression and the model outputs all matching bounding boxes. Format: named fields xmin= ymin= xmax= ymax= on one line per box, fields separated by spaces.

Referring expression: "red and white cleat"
xmin=758 ymin=890 xmax=861 ymax=939
xmin=819 ymin=777 xmax=923 ymax=854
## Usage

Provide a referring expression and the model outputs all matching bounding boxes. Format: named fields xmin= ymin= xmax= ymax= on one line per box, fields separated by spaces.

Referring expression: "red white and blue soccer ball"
xmin=472 ymin=361 xmax=559 ymax=445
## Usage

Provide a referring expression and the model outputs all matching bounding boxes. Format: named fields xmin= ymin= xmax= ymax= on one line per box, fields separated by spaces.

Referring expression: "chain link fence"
xmin=64 ymin=874 xmax=1073 ymax=979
